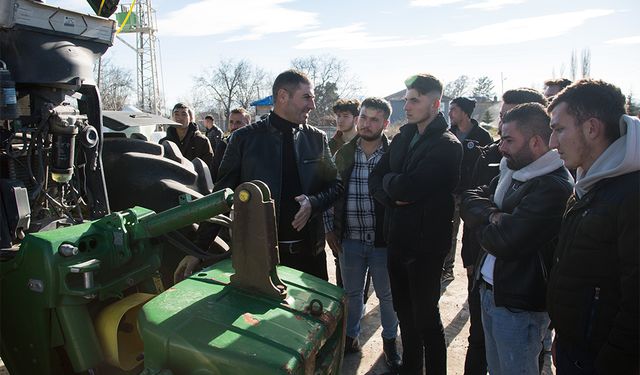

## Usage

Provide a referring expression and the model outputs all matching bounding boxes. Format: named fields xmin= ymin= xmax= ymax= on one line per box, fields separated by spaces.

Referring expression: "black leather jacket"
xmin=214 ymin=113 xmax=343 ymax=255
xmin=462 ymin=166 xmax=573 ymax=311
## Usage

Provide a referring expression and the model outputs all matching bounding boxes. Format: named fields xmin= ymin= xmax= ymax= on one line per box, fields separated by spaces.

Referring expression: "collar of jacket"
xmin=166 ymin=122 xmax=198 ymax=142
xmin=400 ymin=112 xmax=449 ymax=139
xmin=343 ymin=133 xmax=390 ymax=151
xmin=267 ymin=111 xmax=304 ymax=133
xmin=450 ymin=118 xmax=480 ymax=134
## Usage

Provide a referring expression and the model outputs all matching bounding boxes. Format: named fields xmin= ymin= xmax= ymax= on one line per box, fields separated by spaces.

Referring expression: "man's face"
xmin=498 ymin=103 xmax=517 ymax=135
xmin=549 ymin=102 xmax=589 ymax=170
xmin=448 ymin=103 xmax=466 ymax=126
xmin=204 ymin=118 xmax=214 ymax=129
xmin=280 ymin=83 xmax=316 ymax=124
xmin=499 ymin=121 xmax=535 ymax=170
xmin=357 ymin=107 xmax=388 ymax=141
xmin=335 ymin=111 xmax=356 ymax=133
xmin=172 ymin=107 xmax=190 ymax=128
xmin=403 ymin=89 xmax=439 ymax=125
xmin=544 ymin=85 xmax=562 ymax=98
xmin=229 ymin=113 xmax=249 ymax=132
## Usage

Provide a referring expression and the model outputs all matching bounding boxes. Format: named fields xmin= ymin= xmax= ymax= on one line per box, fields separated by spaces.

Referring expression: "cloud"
xmin=606 ymin=35 xmax=640 ymax=45
xmin=443 ymin=9 xmax=614 ymax=46
xmin=294 ymin=23 xmax=432 ymax=50
xmin=463 ymin=0 xmax=525 ymax=11
xmin=157 ymin=0 xmax=318 ymax=39
xmin=410 ymin=0 xmax=465 ymax=7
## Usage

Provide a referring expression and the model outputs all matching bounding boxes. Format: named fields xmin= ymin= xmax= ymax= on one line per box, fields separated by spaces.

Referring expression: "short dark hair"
xmin=332 ymin=99 xmax=360 ymax=117
xmin=544 ymin=78 xmax=572 ymax=90
xmin=450 ymin=97 xmax=476 ymax=118
xmin=172 ymin=102 xmax=190 ymax=112
xmin=230 ymin=107 xmax=251 ymax=122
xmin=272 ymin=69 xmax=311 ymax=98
xmin=502 ymin=88 xmax=547 ymax=106
xmin=502 ymin=102 xmax=552 ymax=144
xmin=361 ymin=97 xmax=392 ymax=120
xmin=204 ymin=115 xmax=214 ymax=121
xmin=549 ymin=79 xmax=625 ymax=143
xmin=405 ymin=73 xmax=443 ymax=97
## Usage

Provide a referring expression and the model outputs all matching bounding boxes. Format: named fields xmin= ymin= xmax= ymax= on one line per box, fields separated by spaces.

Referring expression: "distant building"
xmin=250 ymin=96 xmax=273 ymax=121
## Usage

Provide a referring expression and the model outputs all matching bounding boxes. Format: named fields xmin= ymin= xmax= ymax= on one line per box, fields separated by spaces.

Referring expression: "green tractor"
xmin=0 ymin=1 xmax=345 ymax=373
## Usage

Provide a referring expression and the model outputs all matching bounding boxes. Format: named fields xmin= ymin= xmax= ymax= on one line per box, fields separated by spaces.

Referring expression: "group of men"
xmin=162 ymin=68 xmax=638 ymax=375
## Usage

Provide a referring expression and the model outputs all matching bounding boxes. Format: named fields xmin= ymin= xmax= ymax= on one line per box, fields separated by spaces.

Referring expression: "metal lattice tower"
xmin=117 ymin=0 xmax=163 ymax=115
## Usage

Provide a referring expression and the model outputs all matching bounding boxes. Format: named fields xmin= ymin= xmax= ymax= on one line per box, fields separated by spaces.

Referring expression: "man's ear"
xmin=433 ymin=96 xmax=441 ymax=111
xmin=582 ymin=117 xmax=605 ymax=141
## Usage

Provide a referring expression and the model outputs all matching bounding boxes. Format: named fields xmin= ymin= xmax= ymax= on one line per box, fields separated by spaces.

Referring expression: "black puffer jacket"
xmin=451 ymin=119 xmax=493 ymax=193
xmin=332 ymin=135 xmax=389 ymax=247
xmin=214 ymin=114 xmax=343 ymax=255
xmin=462 ymin=166 xmax=573 ymax=311
xmin=547 ymin=171 xmax=639 ymax=374
xmin=369 ymin=113 xmax=462 ymax=257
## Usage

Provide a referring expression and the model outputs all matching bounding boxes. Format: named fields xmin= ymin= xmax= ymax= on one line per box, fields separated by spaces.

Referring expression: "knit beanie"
xmin=451 ymin=97 xmax=476 ymax=118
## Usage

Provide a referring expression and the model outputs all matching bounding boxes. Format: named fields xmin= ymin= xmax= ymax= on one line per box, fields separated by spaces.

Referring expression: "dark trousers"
xmin=389 ymin=252 xmax=447 ymax=375
xmin=279 ymin=241 xmax=328 ymax=281
xmin=464 ymin=270 xmax=487 ymax=375
xmin=443 ymin=195 xmax=461 ymax=273
xmin=555 ymin=338 xmax=596 ymax=375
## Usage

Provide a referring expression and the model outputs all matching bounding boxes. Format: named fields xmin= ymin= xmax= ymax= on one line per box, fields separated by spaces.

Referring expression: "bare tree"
xmin=444 ymin=75 xmax=471 ymax=98
xmin=569 ymin=50 xmax=577 ymax=81
xmin=291 ymin=55 xmax=361 ymax=127
xmin=581 ymin=48 xmax=591 ymax=78
xmin=96 ymin=57 xmax=134 ymax=110
xmin=472 ymin=76 xmax=495 ymax=99
xmin=194 ymin=59 xmax=265 ymax=128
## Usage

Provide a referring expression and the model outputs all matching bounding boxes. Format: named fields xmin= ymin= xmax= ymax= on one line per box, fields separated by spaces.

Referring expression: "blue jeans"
xmin=339 ymin=239 xmax=398 ymax=339
xmin=480 ymin=285 xmax=549 ymax=375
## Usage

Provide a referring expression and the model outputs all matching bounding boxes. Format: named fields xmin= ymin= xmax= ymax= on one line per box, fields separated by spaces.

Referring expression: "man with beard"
xmin=547 ymin=79 xmax=639 ymax=375
xmin=462 ymin=103 xmax=573 ymax=375
xmin=369 ymin=74 xmax=462 ymax=375
xmin=325 ymin=97 xmax=401 ymax=371
xmin=215 ymin=70 xmax=342 ymax=280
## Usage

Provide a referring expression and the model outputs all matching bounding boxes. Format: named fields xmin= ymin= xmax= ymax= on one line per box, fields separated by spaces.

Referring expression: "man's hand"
xmin=173 ymin=255 xmax=202 ymax=284
xmin=292 ymin=195 xmax=312 ymax=231
xmin=325 ymin=231 xmax=342 ymax=255
xmin=489 ymin=212 xmax=503 ymax=225
xmin=551 ymin=335 xmax=557 ymax=368
xmin=395 ymin=200 xmax=412 ymax=206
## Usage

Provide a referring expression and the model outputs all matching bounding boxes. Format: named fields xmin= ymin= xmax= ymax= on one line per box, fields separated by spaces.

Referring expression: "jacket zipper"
xmin=585 ymin=286 xmax=600 ymax=342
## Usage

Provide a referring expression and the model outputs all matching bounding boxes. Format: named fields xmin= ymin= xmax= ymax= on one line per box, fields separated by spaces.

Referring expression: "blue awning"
xmin=250 ymin=95 xmax=273 ymax=106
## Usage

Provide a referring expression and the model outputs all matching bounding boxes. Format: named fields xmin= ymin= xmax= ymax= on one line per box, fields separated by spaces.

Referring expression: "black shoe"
xmin=383 ymin=337 xmax=402 ymax=371
xmin=344 ymin=336 xmax=361 ymax=354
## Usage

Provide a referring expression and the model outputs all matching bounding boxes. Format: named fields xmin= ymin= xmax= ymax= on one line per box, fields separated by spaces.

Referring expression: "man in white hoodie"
xmin=547 ymin=79 xmax=639 ymax=375
xmin=462 ymin=103 xmax=573 ymax=375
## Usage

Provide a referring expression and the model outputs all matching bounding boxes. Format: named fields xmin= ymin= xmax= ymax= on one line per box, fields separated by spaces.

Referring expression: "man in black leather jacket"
xmin=214 ymin=70 xmax=343 ymax=280
xmin=462 ymin=103 xmax=573 ymax=375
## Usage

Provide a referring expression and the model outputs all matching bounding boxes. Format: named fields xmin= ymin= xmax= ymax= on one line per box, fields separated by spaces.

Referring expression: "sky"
xmin=56 ymin=0 xmax=640 ymax=109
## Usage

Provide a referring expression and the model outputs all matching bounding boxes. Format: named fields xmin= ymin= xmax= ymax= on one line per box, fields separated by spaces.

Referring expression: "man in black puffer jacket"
xmin=547 ymin=79 xmax=639 ymax=375
xmin=462 ymin=103 xmax=573 ymax=375
xmin=369 ymin=74 xmax=462 ymax=375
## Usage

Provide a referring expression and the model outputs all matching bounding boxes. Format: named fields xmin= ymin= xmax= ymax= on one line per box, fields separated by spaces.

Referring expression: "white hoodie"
xmin=575 ymin=115 xmax=640 ymax=198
